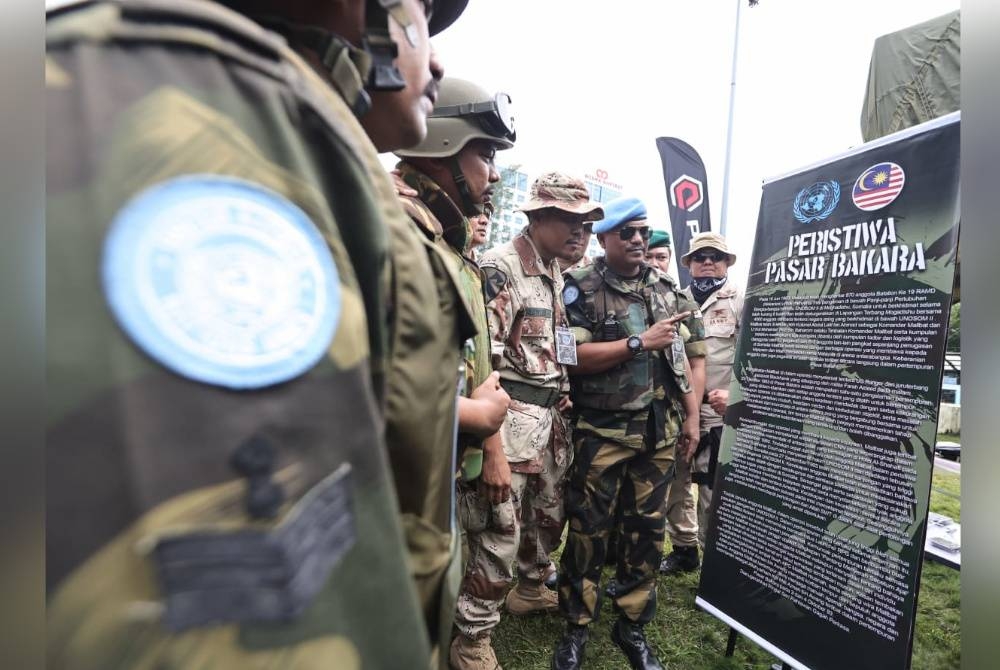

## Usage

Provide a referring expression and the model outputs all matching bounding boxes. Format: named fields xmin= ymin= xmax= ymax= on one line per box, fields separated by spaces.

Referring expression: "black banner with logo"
xmin=655 ymin=137 xmax=712 ymax=286
xmin=696 ymin=113 xmax=960 ymax=670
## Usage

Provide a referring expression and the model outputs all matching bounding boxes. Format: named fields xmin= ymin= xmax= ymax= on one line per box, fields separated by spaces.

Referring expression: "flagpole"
xmin=719 ymin=0 xmax=744 ymax=237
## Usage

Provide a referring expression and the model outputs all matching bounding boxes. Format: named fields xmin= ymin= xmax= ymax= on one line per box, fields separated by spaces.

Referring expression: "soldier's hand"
xmin=468 ymin=372 xmax=510 ymax=434
xmin=639 ymin=311 xmax=691 ymax=351
xmin=479 ymin=433 xmax=512 ymax=504
xmin=388 ymin=168 xmax=418 ymax=197
xmin=557 ymin=394 xmax=573 ymax=414
xmin=679 ymin=415 xmax=700 ymax=461
xmin=708 ymin=389 xmax=729 ymax=416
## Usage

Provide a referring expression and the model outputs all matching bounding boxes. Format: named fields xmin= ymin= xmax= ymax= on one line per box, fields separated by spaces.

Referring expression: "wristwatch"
xmin=626 ymin=335 xmax=643 ymax=356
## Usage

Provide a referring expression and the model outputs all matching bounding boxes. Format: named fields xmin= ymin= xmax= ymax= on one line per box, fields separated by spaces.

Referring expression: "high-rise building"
xmin=486 ymin=166 xmax=624 ymax=258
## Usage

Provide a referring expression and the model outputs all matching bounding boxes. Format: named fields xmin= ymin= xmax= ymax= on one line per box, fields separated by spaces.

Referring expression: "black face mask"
xmin=690 ymin=276 xmax=728 ymax=305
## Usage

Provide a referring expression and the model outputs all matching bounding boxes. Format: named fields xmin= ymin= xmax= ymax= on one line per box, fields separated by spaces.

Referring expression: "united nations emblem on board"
xmin=102 ymin=175 xmax=341 ymax=389
xmin=792 ymin=180 xmax=841 ymax=223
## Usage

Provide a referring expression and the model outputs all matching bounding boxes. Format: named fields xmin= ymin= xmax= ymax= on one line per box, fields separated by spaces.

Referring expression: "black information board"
xmin=696 ymin=113 xmax=960 ymax=670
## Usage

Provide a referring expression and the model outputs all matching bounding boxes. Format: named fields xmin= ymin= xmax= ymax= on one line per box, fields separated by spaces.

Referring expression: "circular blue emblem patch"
xmin=562 ymin=284 xmax=580 ymax=305
xmin=102 ymin=176 xmax=341 ymax=389
xmin=792 ymin=180 xmax=841 ymax=224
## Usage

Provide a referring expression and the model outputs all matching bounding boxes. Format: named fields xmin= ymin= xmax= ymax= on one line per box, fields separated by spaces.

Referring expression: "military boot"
xmin=505 ymin=580 xmax=559 ymax=615
xmin=551 ymin=623 xmax=588 ymax=670
xmin=449 ymin=633 xmax=502 ymax=670
xmin=658 ymin=544 xmax=699 ymax=576
xmin=544 ymin=566 xmax=558 ymax=590
xmin=610 ymin=618 xmax=664 ymax=670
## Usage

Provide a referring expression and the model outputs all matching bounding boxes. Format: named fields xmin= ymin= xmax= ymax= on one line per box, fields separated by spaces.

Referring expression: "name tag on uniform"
xmin=555 ymin=326 xmax=578 ymax=365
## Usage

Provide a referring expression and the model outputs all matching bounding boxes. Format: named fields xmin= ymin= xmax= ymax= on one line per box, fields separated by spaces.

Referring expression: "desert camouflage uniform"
xmin=46 ymin=1 xmax=433 ymax=667
xmin=558 ymin=257 xmax=696 ymax=625
xmin=453 ymin=231 xmax=571 ymax=639
xmin=681 ymin=280 xmax=744 ymax=547
xmin=389 ymin=162 xmax=478 ymax=653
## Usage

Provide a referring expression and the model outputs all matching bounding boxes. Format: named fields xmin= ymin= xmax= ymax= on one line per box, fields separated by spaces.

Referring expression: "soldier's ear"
xmin=596 ymin=234 xmax=607 ymax=250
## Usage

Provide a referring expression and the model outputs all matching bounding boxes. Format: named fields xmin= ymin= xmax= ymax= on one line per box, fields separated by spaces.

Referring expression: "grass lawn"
xmin=492 ymin=469 xmax=961 ymax=669
xmin=936 ymin=432 xmax=960 ymax=444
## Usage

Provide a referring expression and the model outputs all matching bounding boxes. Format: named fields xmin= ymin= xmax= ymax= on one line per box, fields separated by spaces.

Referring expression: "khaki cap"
xmin=517 ymin=172 xmax=604 ymax=221
xmin=681 ymin=231 xmax=737 ymax=267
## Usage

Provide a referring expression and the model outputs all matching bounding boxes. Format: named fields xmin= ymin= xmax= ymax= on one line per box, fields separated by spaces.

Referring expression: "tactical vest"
xmin=566 ymin=260 xmax=690 ymax=413
xmin=46 ymin=2 xmax=429 ymax=667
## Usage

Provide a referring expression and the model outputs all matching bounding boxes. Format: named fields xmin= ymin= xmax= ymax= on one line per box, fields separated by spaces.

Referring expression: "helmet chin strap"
xmin=252 ymin=0 xmax=421 ymax=117
xmin=363 ymin=0 xmax=414 ymax=92
xmin=448 ymin=157 xmax=484 ymax=216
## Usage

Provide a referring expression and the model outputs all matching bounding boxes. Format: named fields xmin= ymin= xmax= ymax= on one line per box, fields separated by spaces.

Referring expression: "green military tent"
xmin=860 ymin=10 xmax=960 ymax=143
xmin=861 ymin=10 xmax=961 ymax=300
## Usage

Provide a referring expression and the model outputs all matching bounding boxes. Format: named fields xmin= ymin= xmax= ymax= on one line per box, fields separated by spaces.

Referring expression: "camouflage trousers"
xmin=453 ymin=442 xmax=568 ymax=639
xmin=558 ymin=433 xmax=674 ymax=626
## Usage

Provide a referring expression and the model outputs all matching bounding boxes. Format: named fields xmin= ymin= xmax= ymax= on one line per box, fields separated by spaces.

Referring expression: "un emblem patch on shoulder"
xmin=102 ymin=175 xmax=341 ymax=389
xmin=562 ymin=284 xmax=580 ymax=305
xmin=792 ymin=180 xmax=840 ymax=223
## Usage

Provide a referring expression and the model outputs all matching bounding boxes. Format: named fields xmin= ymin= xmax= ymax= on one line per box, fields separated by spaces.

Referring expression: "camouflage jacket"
xmin=683 ymin=280 xmax=744 ymax=432
xmin=46 ymin=1 xmax=431 ymax=668
xmin=651 ymin=266 xmax=708 ymax=361
xmin=479 ymin=233 xmax=571 ymax=469
xmin=564 ymin=257 xmax=700 ymax=450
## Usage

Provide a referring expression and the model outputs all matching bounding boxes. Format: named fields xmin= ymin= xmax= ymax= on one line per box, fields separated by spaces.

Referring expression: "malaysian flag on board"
xmin=851 ymin=161 xmax=905 ymax=211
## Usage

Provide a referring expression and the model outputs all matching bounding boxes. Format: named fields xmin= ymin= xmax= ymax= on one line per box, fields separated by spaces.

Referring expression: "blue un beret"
xmin=592 ymin=196 xmax=648 ymax=234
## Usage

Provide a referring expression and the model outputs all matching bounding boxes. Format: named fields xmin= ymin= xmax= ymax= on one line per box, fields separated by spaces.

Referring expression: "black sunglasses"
xmin=691 ymin=250 xmax=727 ymax=263
xmin=618 ymin=226 xmax=651 ymax=241
xmin=431 ymin=92 xmax=516 ymax=142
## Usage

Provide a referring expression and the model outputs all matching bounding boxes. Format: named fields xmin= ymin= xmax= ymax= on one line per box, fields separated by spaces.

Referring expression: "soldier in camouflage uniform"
xmin=553 ymin=196 xmax=701 ymax=670
xmin=450 ymin=172 xmax=603 ymax=669
xmin=672 ymin=232 xmax=744 ymax=555
xmin=386 ymin=76 xmax=518 ymax=668
xmin=46 ymin=0 xmax=469 ymax=668
xmin=604 ymin=227 xmax=705 ymax=594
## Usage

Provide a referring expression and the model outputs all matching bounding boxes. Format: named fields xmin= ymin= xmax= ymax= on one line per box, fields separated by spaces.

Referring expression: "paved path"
xmin=934 ymin=455 xmax=960 ymax=474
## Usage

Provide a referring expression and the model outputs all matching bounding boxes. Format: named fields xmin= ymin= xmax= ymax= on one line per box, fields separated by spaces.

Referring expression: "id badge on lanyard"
xmin=555 ymin=326 xmax=577 ymax=365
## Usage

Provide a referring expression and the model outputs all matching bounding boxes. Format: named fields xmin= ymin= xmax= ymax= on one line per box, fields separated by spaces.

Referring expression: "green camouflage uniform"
xmin=609 ymin=266 xmax=705 ymax=562
xmin=388 ymin=163 xmax=478 ymax=654
xmin=558 ymin=257 xmax=696 ymax=625
xmin=46 ymin=1 xmax=431 ymax=667
xmin=676 ymin=280 xmax=743 ymax=548
xmin=453 ymin=232 xmax=572 ymax=639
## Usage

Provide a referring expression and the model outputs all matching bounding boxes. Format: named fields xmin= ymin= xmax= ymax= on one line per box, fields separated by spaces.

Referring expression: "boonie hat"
xmin=681 ymin=231 xmax=737 ymax=267
xmin=518 ymin=172 xmax=604 ymax=221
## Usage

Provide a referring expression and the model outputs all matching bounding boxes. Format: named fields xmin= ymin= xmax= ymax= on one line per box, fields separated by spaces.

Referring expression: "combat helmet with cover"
xmin=396 ymin=76 xmax=515 ymax=214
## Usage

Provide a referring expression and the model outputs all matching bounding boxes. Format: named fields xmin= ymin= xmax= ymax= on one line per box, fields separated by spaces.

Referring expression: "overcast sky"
xmin=396 ymin=0 xmax=959 ymax=282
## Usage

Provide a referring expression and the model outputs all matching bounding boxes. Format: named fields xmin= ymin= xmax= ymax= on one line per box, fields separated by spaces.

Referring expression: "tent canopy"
xmin=860 ymin=11 xmax=960 ymax=142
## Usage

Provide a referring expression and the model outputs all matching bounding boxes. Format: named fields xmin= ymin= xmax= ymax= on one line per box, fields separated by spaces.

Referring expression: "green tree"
xmin=946 ymin=300 xmax=960 ymax=352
